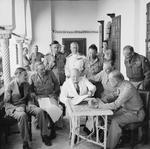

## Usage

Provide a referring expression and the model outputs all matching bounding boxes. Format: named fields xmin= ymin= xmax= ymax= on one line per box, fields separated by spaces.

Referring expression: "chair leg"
xmin=28 ymin=116 xmax=32 ymax=141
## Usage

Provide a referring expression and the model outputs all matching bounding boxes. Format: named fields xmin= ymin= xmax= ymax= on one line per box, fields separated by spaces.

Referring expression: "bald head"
xmin=109 ymin=70 xmax=124 ymax=87
xmin=70 ymin=42 xmax=79 ymax=54
xmin=70 ymin=68 xmax=80 ymax=83
xmin=103 ymin=61 xmax=114 ymax=74
xmin=123 ymin=45 xmax=134 ymax=60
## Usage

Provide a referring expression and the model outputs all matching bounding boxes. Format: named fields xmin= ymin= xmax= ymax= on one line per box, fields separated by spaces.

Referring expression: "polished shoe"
xmin=23 ymin=142 xmax=30 ymax=149
xmin=41 ymin=135 xmax=52 ymax=146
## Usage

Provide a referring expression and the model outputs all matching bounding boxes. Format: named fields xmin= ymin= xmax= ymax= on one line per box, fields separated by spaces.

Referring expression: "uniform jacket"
xmin=30 ymin=52 xmax=44 ymax=64
xmin=124 ymin=52 xmax=150 ymax=89
xmin=90 ymin=70 xmax=117 ymax=98
xmin=85 ymin=56 xmax=103 ymax=79
xmin=44 ymin=52 xmax=66 ymax=72
xmin=44 ymin=52 xmax=66 ymax=85
xmin=4 ymin=79 xmax=31 ymax=115
xmin=101 ymin=80 xmax=144 ymax=113
xmin=60 ymin=77 xmax=96 ymax=104
xmin=29 ymin=70 xmax=60 ymax=97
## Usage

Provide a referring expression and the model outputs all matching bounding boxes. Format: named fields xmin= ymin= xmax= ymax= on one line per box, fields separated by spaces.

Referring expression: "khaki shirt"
xmin=85 ymin=57 xmax=103 ymax=79
xmin=29 ymin=70 xmax=60 ymax=97
xmin=125 ymin=53 xmax=150 ymax=89
xmin=90 ymin=70 xmax=116 ymax=97
xmin=101 ymin=80 xmax=144 ymax=112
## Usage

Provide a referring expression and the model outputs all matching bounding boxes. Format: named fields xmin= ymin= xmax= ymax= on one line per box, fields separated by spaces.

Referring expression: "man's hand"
xmin=87 ymin=91 xmax=93 ymax=97
xmin=88 ymin=98 xmax=98 ymax=108
xmin=101 ymin=96 xmax=108 ymax=103
xmin=31 ymin=93 xmax=37 ymax=99
xmin=15 ymin=107 xmax=25 ymax=112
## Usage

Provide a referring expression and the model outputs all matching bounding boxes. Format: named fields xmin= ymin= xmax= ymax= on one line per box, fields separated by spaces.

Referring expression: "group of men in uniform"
xmin=2 ymin=40 xmax=150 ymax=149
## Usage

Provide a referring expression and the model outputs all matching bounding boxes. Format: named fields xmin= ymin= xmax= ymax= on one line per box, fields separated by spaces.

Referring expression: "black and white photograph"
xmin=0 ymin=0 xmax=150 ymax=149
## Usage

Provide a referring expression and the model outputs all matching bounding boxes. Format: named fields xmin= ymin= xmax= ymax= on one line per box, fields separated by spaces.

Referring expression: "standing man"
xmin=85 ymin=44 xmax=103 ymax=79
xmin=123 ymin=45 xmax=150 ymax=90
xmin=97 ymin=70 xmax=145 ymax=149
xmin=4 ymin=67 xmax=52 ymax=149
xmin=65 ymin=42 xmax=86 ymax=78
xmin=85 ymin=44 xmax=103 ymax=97
xmin=44 ymin=41 xmax=66 ymax=85
xmin=23 ymin=47 xmax=30 ymax=69
xmin=30 ymin=45 xmax=44 ymax=71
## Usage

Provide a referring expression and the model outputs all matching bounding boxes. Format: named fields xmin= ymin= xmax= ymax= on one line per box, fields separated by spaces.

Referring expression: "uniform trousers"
xmin=6 ymin=104 xmax=49 ymax=143
xmin=107 ymin=108 xmax=145 ymax=149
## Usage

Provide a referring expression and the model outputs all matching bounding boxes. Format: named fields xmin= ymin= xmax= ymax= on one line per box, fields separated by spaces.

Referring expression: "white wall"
xmin=31 ymin=0 xmax=99 ymax=54
xmin=31 ymin=0 xmax=52 ymax=54
xmin=97 ymin=0 xmax=136 ymax=77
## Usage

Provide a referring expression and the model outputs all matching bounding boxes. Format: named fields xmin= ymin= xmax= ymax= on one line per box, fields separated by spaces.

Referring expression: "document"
xmin=71 ymin=94 xmax=89 ymax=105
xmin=38 ymin=97 xmax=62 ymax=123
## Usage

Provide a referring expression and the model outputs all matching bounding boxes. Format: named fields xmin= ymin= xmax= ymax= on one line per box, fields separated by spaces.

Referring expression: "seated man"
xmin=96 ymin=70 xmax=145 ymax=149
xmin=4 ymin=67 xmax=51 ymax=149
xmin=29 ymin=62 xmax=61 ymax=139
xmin=60 ymin=68 xmax=96 ymax=105
xmin=89 ymin=61 xmax=117 ymax=102
xmin=60 ymin=68 xmax=96 ymax=134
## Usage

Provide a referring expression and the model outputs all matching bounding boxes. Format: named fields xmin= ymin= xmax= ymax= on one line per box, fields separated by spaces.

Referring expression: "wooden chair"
xmin=122 ymin=90 xmax=150 ymax=148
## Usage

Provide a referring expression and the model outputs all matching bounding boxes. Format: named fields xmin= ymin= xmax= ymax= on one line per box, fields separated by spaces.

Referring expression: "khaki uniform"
xmin=84 ymin=57 xmax=103 ymax=98
xmin=44 ymin=52 xmax=66 ymax=85
xmin=101 ymin=80 xmax=145 ymax=149
xmin=85 ymin=57 xmax=103 ymax=79
xmin=30 ymin=52 xmax=44 ymax=71
xmin=29 ymin=70 xmax=60 ymax=97
xmin=4 ymin=79 xmax=49 ymax=143
xmin=65 ymin=53 xmax=86 ymax=77
xmin=90 ymin=70 xmax=117 ymax=101
xmin=125 ymin=52 xmax=150 ymax=90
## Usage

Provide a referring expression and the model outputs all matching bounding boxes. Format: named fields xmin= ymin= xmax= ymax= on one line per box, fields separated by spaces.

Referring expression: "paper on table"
xmin=71 ymin=94 xmax=89 ymax=105
xmin=38 ymin=97 xmax=62 ymax=123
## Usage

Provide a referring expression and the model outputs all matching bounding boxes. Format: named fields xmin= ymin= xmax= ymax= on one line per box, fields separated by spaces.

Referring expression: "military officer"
xmin=29 ymin=45 xmax=44 ymax=71
xmin=96 ymin=70 xmax=145 ymax=149
xmin=89 ymin=61 xmax=117 ymax=102
xmin=85 ymin=44 xmax=103 ymax=98
xmin=44 ymin=41 xmax=66 ymax=85
xmin=65 ymin=42 xmax=86 ymax=78
xmin=123 ymin=45 xmax=150 ymax=90
xmin=85 ymin=44 xmax=103 ymax=78
xmin=29 ymin=62 xmax=61 ymax=141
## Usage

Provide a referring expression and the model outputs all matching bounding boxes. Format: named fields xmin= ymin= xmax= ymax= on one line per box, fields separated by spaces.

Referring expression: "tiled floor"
xmin=1 ymin=117 xmax=150 ymax=149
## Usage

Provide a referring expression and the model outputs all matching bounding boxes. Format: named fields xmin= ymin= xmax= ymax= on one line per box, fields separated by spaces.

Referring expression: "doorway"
xmin=62 ymin=38 xmax=86 ymax=56
xmin=110 ymin=15 xmax=121 ymax=70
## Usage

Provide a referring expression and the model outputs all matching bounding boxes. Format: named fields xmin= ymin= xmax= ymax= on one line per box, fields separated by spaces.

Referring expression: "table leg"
xmin=71 ymin=116 xmax=77 ymax=148
xmin=103 ymin=115 xmax=108 ymax=149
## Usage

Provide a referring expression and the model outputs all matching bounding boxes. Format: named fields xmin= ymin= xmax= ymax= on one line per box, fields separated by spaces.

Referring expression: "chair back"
xmin=138 ymin=90 xmax=150 ymax=122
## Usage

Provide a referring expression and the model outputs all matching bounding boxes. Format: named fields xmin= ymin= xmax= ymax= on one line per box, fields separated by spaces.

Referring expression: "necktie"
xmin=74 ymin=82 xmax=80 ymax=94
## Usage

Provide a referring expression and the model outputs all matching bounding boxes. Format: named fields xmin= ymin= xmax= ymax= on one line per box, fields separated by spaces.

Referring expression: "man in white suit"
xmin=60 ymin=68 xmax=96 ymax=105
